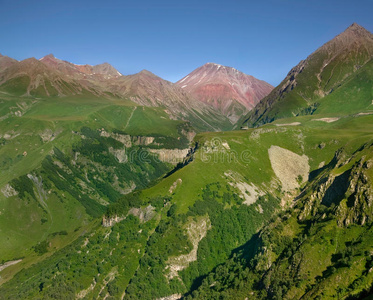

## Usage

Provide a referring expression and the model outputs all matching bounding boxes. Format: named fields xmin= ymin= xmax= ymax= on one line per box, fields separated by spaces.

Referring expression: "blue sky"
xmin=1 ymin=0 xmax=372 ymax=86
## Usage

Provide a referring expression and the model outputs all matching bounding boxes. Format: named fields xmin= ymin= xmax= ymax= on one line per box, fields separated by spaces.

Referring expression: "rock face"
xmin=148 ymin=148 xmax=190 ymax=165
xmin=176 ymin=63 xmax=273 ymax=122
xmin=244 ymin=23 xmax=373 ymax=127
xmin=299 ymin=144 xmax=373 ymax=227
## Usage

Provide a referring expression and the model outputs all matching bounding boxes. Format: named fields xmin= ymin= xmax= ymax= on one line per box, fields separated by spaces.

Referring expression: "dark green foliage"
xmin=10 ymin=175 xmax=37 ymax=201
xmin=124 ymin=183 xmax=279 ymax=299
xmin=181 ymin=185 xmax=278 ymax=291
xmin=183 ymin=145 xmax=373 ymax=299
xmin=33 ymin=240 xmax=49 ymax=256
xmin=41 ymin=154 xmax=105 ymax=218
xmin=0 ymin=216 xmax=148 ymax=299
xmin=106 ymin=191 xmax=143 ymax=217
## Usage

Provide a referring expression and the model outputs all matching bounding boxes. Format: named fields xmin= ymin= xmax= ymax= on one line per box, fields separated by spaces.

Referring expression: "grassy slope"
xmin=0 ymin=92 xmax=195 ymax=282
xmin=183 ymin=115 xmax=373 ymax=299
xmin=1 ymin=111 xmax=372 ymax=298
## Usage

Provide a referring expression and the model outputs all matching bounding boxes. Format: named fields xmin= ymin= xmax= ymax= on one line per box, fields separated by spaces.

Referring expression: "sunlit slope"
xmin=0 ymin=93 xmax=195 ymax=264
xmin=2 ymin=114 xmax=372 ymax=298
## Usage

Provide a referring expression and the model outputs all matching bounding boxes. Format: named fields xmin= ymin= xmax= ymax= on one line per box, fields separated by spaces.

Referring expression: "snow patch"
xmin=178 ymin=75 xmax=189 ymax=84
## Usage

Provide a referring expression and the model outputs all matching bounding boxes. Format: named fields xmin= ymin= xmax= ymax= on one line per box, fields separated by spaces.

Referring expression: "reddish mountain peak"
xmin=176 ymin=63 xmax=273 ymax=120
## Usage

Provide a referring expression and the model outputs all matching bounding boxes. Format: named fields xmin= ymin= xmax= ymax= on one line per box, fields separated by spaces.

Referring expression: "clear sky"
xmin=1 ymin=0 xmax=372 ymax=86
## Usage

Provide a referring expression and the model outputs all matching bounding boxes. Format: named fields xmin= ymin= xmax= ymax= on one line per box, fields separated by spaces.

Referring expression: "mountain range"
xmin=0 ymin=23 xmax=373 ymax=300
xmin=0 ymin=53 xmax=273 ymax=130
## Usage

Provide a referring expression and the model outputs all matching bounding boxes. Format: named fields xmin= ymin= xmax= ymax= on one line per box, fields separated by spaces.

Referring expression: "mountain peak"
xmin=40 ymin=54 xmax=56 ymax=60
xmin=137 ymin=69 xmax=159 ymax=78
xmin=176 ymin=63 xmax=273 ymax=122
xmin=343 ymin=22 xmax=372 ymax=37
xmin=346 ymin=22 xmax=365 ymax=31
xmin=205 ymin=62 xmax=223 ymax=67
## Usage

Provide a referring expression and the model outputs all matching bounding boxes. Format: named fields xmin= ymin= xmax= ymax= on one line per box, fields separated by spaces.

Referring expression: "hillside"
xmin=186 ymin=120 xmax=373 ymax=299
xmin=1 ymin=109 xmax=372 ymax=298
xmin=243 ymin=23 xmax=373 ymax=127
xmin=177 ymin=63 xmax=273 ymax=123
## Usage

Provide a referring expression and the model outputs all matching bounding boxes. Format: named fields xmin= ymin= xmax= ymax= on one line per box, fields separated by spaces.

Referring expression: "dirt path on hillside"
xmin=0 ymin=259 xmax=22 ymax=272
xmin=124 ymin=106 xmax=137 ymax=130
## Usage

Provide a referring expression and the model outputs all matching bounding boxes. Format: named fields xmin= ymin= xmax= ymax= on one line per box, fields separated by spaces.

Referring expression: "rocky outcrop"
xmin=166 ymin=216 xmax=211 ymax=279
xmin=336 ymin=157 xmax=373 ymax=226
xmin=102 ymin=215 xmax=125 ymax=227
xmin=128 ymin=205 xmax=156 ymax=222
xmin=1 ymin=184 xmax=18 ymax=198
xmin=100 ymin=130 xmax=132 ymax=147
xmin=148 ymin=148 xmax=189 ymax=165
xmin=299 ymin=144 xmax=373 ymax=226
xmin=102 ymin=205 xmax=156 ymax=227
xmin=132 ymin=136 xmax=156 ymax=146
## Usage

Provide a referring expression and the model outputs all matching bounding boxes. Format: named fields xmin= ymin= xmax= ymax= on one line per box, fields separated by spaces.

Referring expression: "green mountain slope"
xmin=1 ymin=111 xmax=372 ymax=298
xmin=184 ymin=124 xmax=373 ymax=299
xmin=243 ymin=23 xmax=373 ymax=127
xmin=0 ymin=91 xmax=199 ymax=282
